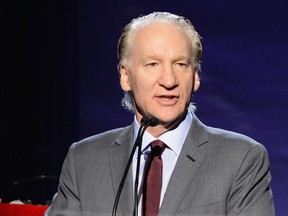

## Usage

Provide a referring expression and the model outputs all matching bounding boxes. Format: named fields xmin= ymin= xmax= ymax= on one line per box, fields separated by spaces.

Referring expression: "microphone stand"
xmin=133 ymin=122 xmax=151 ymax=216
xmin=112 ymin=117 xmax=148 ymax=216
xmin=112 ymin=117 xmax=159 ymax=216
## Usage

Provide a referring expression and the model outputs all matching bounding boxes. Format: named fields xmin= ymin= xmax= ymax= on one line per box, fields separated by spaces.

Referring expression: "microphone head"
xmin=140 ymin=116 xmax=159 ymax=127
xmin=148 ymin=117 xmax=159 ymax=127
xmin=140 ymin=116 xmax=149 ymax=125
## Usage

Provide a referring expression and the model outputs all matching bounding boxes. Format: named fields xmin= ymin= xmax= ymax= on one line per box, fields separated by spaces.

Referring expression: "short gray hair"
xmin=117 ymin=12 xmax=202 ymax=113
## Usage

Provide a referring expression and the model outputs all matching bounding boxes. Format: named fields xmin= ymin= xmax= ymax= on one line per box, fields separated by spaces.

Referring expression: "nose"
xmin=158 ymin=65 xmax=178 ymax=89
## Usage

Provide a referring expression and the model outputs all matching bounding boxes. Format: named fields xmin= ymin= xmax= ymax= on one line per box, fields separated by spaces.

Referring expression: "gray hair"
xmin=117 ymin=12 xmax=202 ymax=113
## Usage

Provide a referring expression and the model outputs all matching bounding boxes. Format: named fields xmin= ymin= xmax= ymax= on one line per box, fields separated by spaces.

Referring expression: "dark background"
xmin=2 ymin=0 xmax=287 ymax=215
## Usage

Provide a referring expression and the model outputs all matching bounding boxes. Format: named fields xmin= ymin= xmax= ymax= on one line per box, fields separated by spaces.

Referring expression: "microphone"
xmin=112 ymin=116 xmax=159 ymax=216
xmin=146 ymin=117 xmax=159 ymax=127
xmin=140 ymin=117 xmax=159 ymax=127
xmin=140 ymin=116 xmax=149 ymax=125
xmin=133 ymin=117 xmax=159 ymax=216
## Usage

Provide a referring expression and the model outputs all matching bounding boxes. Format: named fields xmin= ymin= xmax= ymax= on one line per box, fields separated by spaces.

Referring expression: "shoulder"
xmin=190 ymin=115 xmax=271 ymax=181
xmin=69 ymin=125 xmax=133 ymax=153
xmin=207 ymin=125 xmax=266 ymax=151
xmin=206 ymin=126 xmax=259 ymax=146
xmin=206 ymin=126 xmax=269 ymax=164
xmin=191 ymin=114 xmax=268 ymax=156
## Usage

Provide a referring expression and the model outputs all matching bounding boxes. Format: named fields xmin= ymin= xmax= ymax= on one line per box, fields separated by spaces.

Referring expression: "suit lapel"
xmin=159 ymin=115 xmax=208 ymax=215
xmin=109 ymin=125 xmax=135 ymax=216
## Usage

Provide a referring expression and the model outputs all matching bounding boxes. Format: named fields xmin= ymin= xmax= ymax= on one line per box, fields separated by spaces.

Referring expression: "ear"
xmin=193 ymin=70 xmax=200 ymax=92
xmin=119 ymin=64 xmax=131 ymax=91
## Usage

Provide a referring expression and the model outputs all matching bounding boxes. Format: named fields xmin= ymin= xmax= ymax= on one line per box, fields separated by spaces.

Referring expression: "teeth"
xmin=161 ymin=96 xmax=173 ymax=100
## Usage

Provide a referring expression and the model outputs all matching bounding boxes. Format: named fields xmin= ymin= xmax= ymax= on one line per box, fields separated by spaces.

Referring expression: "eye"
xmin=146 ymin=62 xmax=158 ymax=67
xmin=175 ymin=62 xmax=189 ymax=68
xmin=178 ymin=63 xmax=187 ymax=67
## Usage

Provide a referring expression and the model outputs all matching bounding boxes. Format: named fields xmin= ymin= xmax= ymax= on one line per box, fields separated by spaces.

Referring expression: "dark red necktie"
xmin=142 ymin=140 xmax=166 ymax=216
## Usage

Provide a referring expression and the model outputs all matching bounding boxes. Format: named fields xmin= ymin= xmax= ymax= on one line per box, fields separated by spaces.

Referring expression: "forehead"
xmin=132 ymin=22 xmax=187 ymax=41
xmin=129 ymin=23 xmax=192 ymax=56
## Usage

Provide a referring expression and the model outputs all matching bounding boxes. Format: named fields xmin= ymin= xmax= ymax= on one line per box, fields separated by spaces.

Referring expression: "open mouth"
xmin=156 ymin=95 xmax=179 ymax=104
xmin=159 ymin=96 xmax=176 ymax=100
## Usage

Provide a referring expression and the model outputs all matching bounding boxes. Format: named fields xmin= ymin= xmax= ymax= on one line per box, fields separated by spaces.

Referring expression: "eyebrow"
xmin=143 ymin=54 xmax=190 ymax=61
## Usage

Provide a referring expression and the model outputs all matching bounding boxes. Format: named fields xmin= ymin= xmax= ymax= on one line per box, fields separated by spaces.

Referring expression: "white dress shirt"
xmin=132 ymin=112 xmax=192 ymax=215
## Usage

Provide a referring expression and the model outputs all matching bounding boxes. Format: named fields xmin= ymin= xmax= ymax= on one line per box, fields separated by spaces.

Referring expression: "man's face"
xmin=120 ymin=23 xmax=199 ymax=128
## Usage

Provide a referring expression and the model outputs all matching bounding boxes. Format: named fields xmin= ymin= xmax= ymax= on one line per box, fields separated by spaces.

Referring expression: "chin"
xmin=157 ymin=115 xmax=181 ymax=124
xmin=157 ymin=110 xmax=186 ymax=124
xmin=146 ymin=106 xmax=186 ymax=123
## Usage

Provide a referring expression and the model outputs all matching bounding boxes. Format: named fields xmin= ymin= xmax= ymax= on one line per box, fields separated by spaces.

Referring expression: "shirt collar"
xmin=133 ymin=112 xmax=192 ymax=156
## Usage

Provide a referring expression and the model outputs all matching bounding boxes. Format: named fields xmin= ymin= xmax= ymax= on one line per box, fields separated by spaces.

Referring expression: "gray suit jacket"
xmin=46 ymin=114 xmax=275 ymax=215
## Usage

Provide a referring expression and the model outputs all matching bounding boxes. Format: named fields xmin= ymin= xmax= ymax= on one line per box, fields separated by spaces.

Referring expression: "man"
xmin=46 ymin=12 xmax=275 ymax=215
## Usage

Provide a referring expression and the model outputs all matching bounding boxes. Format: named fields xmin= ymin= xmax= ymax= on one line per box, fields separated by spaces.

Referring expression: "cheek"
xmin=182 ymin=78 xmax=194 ymax=95
xmin=133 ymin=74 xmax=156 ymax=92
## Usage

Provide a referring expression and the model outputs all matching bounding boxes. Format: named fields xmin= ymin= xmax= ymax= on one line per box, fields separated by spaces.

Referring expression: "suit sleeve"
xmin=45 ymin=143 xmax=81 ymax=216
xmin=227 ymin=143 xmax=275 ymax=216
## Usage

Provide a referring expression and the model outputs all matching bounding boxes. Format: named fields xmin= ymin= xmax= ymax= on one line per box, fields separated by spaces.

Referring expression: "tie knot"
xmin=150 ymin=140 xmax=166 ymax=156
